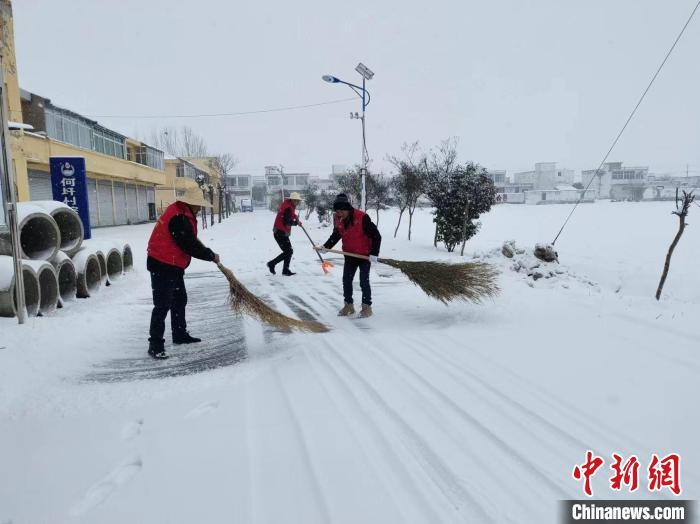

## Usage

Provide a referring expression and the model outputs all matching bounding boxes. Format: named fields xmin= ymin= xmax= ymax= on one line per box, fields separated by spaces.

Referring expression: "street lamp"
xmin=322 ymin=62 xmax=374 ymax=211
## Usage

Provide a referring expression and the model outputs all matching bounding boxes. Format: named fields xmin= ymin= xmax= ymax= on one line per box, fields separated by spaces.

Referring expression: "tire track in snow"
xmin=324 ymin=343 xmax=496 ymax=523
xmin=406 ymin=338 xmax=596 ymax=451
xmin=305 ymin=349 xmax=444 ymax=523
xmin=370 ymin=340 xmax=573 ymax=501
xmin=443 ymin=333 xmax=649 ymax=453
xmin=270 ymin=367 xmax=333 ymax=524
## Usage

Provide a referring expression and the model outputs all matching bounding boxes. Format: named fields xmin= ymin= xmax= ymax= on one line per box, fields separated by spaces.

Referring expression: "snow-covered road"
xmin=1 ymin=202 xmax=698 ymax=523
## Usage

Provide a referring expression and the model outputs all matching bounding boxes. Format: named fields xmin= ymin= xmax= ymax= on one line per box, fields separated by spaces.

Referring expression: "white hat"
xmin=177 ymin=187 xmax=212 ymax=208
xmin=288 ymin=192 xmax=303 ymax=201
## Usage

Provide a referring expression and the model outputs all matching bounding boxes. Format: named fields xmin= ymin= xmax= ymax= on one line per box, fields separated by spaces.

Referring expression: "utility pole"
xmin=0 ymin=57 xmax=26 ymax=323
xmin=279 ymin=164 xmax=285 ymax=201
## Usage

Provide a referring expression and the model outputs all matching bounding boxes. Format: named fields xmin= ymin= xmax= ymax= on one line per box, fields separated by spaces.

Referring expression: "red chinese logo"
xmin=573 ymin=451 xmax=604 ymax=497
xmin=573 ymin=452 xmax=682 ymax=496
xmin=610 ymin=454 xmax=640 ymax=492
xmin=648 ymin=453 xmax=681 ymax=496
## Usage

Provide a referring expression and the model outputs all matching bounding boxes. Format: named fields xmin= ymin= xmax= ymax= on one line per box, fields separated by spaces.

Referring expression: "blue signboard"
xmin=50 ymin=157 xmax=91 ymax=239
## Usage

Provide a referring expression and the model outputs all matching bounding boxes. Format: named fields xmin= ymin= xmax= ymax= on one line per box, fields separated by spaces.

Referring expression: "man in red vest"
xmin=146 ymin=188 xmax=220 ymax=359
xmin=267 ymin=192 xmax=303 ymax=276
xmin=318 ymin=193 xmax=381 ymax=318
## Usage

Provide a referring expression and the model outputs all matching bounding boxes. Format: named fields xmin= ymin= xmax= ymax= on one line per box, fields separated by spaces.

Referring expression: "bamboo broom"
xmin=217 ymin=263 xmax=330 ymax=333
xmin=316 ymin=247 xmax=499 ymax=304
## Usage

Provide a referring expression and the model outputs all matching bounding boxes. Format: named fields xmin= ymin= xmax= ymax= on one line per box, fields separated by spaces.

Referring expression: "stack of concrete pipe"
xmin=0 ymin=201 xmax=135 ymax=319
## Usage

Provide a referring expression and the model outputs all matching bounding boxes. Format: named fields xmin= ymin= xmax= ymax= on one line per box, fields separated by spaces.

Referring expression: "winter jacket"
xmin=324 ymin=208 xmax=381 ymax=257
xmin=273 ymin=199 xmax=299 ymax=235
xmin=147 ymin=201 xmax=215 ymax=272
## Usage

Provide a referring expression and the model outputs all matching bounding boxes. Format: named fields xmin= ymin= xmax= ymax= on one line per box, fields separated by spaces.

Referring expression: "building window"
xmin=92 ymin=126 xmax=126 ymax=159
xmin=542 ymin=192 xmax=547 ymax=201
xmin=133 ymin=145 xmax=164 ymax=170
xmin=268 ymin=176 xmax=281 ymax=186
xmin=283 ymin=175 xmax=293 ymax=186
xmin=295 ymin=175 xmax=308 ymax=186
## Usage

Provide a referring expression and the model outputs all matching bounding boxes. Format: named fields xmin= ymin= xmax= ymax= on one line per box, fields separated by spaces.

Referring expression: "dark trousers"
xmin=269 ymin=230 xmax=293 ymax=270
xmin=149 ymin=270 xmax=188 ymax=346
xmin=343 ymin=256 xmax=371 ymax=306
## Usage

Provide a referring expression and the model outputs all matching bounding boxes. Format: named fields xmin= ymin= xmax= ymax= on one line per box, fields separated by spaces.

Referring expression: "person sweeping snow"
xmin=267 ymin=192 xmax=303 ymax=276
xmin=146 ymin=188 xmax=220 ymax=360
xmin=317 ymin=193 xmax=381 ymax=318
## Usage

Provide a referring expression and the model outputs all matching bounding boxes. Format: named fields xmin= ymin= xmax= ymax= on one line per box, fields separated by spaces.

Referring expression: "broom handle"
xmin=299 ymin=223 xmax=327 ymax=264
xmin=314 ymin=247 xmax=374 ymax=262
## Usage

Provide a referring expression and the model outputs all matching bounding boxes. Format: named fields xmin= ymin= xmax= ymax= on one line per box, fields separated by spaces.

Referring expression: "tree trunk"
xmin=433 ymin=223 xmax=438 ymax=247
xmin=376 ymin=207 xmax=379 ymax=226
xmin=408 ymin=209 xmax=414 ymax=241
xmin=460 ymin=201 xmax=470 ymax=256
xmin=656 ymin=215 xmax=687 ymax=300
xmin=394 ymin=207 xmax=406 ymax=238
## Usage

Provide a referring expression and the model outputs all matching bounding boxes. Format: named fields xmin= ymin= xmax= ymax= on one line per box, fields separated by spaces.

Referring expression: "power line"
xmin=87 ymin=97 xmax=358 ymax=119
xmin=551 ymin=0 xmax=700 ymax=245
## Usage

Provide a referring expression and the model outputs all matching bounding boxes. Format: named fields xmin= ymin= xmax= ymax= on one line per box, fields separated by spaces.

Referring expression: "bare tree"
xmin=214 ymin=153 xmax=238 ymax=177
xmin=149 ymin=126 xmax=209 ymax=157
xmin=388 ymin=142 xmax=426 ymax=240
xmin=655 ymin=189 xmax=695 ymax=300
xmin=367 ymin=173 xmax=390 ymax=226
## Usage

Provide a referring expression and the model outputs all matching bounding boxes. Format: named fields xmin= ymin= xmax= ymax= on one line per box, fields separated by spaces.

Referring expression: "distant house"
xmin=581 ymin=162 xmax=648 ymax=200
xmin=514 ymin=162 xmax=575 ymax=190
xmin=264 ymin=166 xmax=310 ymax=208
xmin=523 ymin=185 xmax=596 ymax=205
xmin=224 ymin=174 xmax=252 ymax=210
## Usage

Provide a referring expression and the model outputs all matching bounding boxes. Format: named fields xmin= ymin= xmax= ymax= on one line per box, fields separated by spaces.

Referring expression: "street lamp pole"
xmin=322 ymin=63 xmax=374 ymax=211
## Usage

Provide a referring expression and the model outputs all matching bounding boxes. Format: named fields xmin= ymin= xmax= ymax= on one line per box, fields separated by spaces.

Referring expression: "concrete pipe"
xmin=71 ymin=249 xmax=102 ymax=298
xmin=0 ymin=203 xmax=60 ymax=260
xmin=0 ymin=256 xmax=41 ymax=317
xmin=103 ymin=246 xmax=124 ymax=284
xmin=23 ymin=260 xmax=59 ymax=316
xmin=32 ymin=201 xmax=84 ymax=256
xmin=50 ymin=251 xmax=77 ymax=307
xmin=122 ymin=243 xmax=133 ymax=271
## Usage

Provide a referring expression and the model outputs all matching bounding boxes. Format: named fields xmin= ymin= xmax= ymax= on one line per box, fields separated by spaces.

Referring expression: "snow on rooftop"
xmin=8 ymin=121 xmax=34 ymax=131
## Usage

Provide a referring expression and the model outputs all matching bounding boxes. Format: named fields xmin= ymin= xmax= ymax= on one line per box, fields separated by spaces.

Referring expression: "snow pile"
xmin=473 ymin=240 xmax=598 ymax=290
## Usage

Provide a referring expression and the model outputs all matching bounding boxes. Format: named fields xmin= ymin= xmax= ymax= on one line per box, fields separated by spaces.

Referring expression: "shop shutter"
xmin=28 ymin=170 xmax=53 ymax=201
xmin=97 ymin=180 xmax=114 ymax=226
xmin=137 ymin=186 xmax=148 ymax=221
xmin=127 ymin=184 xmax=139 ymax=223
xmin=113 ymin=182 xmax=127 ymax=225
xmin=87 ymin=178 xmax=99 ymax=226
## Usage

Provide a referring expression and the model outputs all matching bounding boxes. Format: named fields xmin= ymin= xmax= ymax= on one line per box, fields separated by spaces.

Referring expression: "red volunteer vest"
xmin=335 ymin=209 xmax=372 ymax=256
xmin=273 ymin=199 xmax=298 ymax=235
xmin=147 ymin=201 xmax=198 ymax=269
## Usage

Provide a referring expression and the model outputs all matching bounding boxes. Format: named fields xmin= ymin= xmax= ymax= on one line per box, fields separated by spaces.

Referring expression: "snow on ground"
xmin=0 ymin=201 xmax=698 ymax=523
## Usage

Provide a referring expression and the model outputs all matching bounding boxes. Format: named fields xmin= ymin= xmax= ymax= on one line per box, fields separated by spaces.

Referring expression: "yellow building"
xmin=1 ymin=0 xmax=166 ymax=226
xmin=186 ymin=157 xmax=224 ymax=214
xmin=155 ymin=157 xmax=209 ymax=214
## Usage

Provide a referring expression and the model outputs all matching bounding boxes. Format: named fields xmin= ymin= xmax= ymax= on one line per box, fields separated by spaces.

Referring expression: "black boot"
xmin=267 ymin=261 xmax=276 ymax=275
xmin=282 ymin=268 xmax=296 ymax=276
xmin=173 ymin=332 xmax=202 ymax=344
xmin=148 ymin=341 xmax=169 ymax=360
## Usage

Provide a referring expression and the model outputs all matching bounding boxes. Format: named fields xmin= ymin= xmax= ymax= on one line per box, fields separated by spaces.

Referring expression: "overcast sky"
xmin=12 ymin=0 xmax=700 ymax=178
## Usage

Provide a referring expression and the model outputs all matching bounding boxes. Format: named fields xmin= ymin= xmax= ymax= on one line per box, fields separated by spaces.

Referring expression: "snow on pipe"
xmin=71 ymin=249 xmax=101 ymax=298
xmin=31 ymin=201 xmax=84 ymax=256
xmin=0 ymin=203 xmax=60 ymax=260
xmin=0 ymin=256 xmax=41 ymax=317
xmin=49 ymin=251 xmax=77 ymax=307
xmin=22 ymin=259 xmax=59 ymax=316
xmin=122 ymin=243 xmax=133 ymax=271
